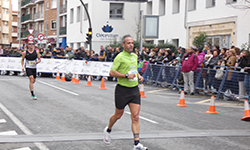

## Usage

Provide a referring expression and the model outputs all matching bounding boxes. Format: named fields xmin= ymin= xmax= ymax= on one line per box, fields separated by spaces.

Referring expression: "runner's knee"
xmin=131 ymin=114 xmax=139 ymax=122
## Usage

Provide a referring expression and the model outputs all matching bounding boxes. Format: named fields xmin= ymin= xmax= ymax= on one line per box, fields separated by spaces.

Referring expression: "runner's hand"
xmin=138 ymin=76 xmax=144 ymax=83
xmin=128 ymin=73 xmax=136 ymax=79
xmin=22 ymin=67 xmax=24 ymax=71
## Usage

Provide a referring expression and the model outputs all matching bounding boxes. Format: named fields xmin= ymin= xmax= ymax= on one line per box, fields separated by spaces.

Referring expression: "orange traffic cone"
xmin=60 ymin=72 xmax=66 ymax=82
xmin=176 ymin=90 xmax=187 ymax=107
xmin=241 ymin=100 xmax=250 ymax=121
xmin=55 ymin=71 xmax=60 ymax=80
xmin=140 ymin=84 xmax=146 ymax=98
xmin=74 ymin=74 xmax=80 ymax=84
xmin=85 ymin=75 xmax=93 ymax=86
xmin=206 ymin=96 xmax=219 ymax=114
xmin=99 ymin=78 xmax=106 ymax=90
xmin=70 ymin=73 xmax=76 ymax=83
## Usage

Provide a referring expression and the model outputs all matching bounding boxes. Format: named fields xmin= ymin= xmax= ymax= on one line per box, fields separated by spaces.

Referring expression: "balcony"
xmin=60 ymin=5 xmax=67 ymax=14
xmin=21 ymin=31 xmax=29 ymax=38
xmin=21 ymin=14 xmax=34 ymax=23
xmin=21 ymin=0 xmax=35 ymax=7
xmin=34 ymin=0 xmax=44 ymax=4
xmin=2 ymin=39 xmax=9 ymax=44
xmin=12 ymin=22 xmax=18 ymax=26
xmin=2 ymin=14 xmax=9 ymax=21
xmin=2 ymin=0 xmax=9 ymax=8
xmin=2 ymin=26 xmax=9 ymax=34
xmin=34 ymin=12 xmax=44 ymax=21
xmin=60 ymin=26 xmax=67 ymax=35
xmin=12 ymin=33 xmax=18 ymax=37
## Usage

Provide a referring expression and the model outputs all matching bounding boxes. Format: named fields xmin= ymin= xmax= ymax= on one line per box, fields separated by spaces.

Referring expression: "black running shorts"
xmin=115 ymin=84 xmax=141 ymax=110
xmin=26 ymin=68 xmax=37 ymax=78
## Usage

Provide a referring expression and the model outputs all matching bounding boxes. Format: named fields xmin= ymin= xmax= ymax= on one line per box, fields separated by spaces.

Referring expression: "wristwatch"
xmin=125 ymin=73 xmax=129 ymax=78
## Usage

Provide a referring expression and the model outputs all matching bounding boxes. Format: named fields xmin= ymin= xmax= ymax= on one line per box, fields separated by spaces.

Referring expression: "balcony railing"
xmin=60 ymin=26 xmax=67 ymax=35
xmin=21 ymin=0 xmax=33 ymax=7
xmin=34 ymin=12 xmax=44 ymax=20
xmin=21 ymin=14 xmax=34 ymax=22
xmin=60 ymin=5 xmax=67 ymax=14
xmin=21 ymin=31 xmax=29 ymax=38
xmin=2 ymin=26 xmax=9 ymax=34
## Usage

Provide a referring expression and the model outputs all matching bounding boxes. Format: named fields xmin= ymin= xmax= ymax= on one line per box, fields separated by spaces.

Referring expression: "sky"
xmin=12 ymin=0 xmax=18 ymax=11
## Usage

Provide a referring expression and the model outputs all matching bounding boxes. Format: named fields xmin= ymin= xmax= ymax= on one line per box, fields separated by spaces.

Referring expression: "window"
xmin=84 ymin=3 xmax=88 ymax=20
xmin=51 ymin=20 xmax=56 ymax=30
xmin=206 ymin=0 xmax=215 ymax=8
xmin=158 ymin=40 xmax=164 ymax=45
xmin=70 ymin=43 xmax=73 ymax=49
xmin=147 ymin=1 xmax=152 ymax=15
xmin=159 ymin=0 xmax=165 ymax=16
xmin=77 ymin=42 xmax=81 ymax=49
xmin=51 ymin=0 xmax=57 ymax=9
xmin=70 ymin=8 xmax=74 ymax=23
xmin=172 ymin=0 xmax=180 ymax=14
xmin=172 ymin=39 xmax=179 ymax=48
xmin=188 ymin=0 xmax=196 ymax=11
xmin=226 ymin=0 xmax=237 ymax=4
xmin=39 ymin=22 xmax=44 ymax=32
xmin=110 ymin=3 xmax=124 ymax=19
xmin=77 ymin=6 xmax=80 ymax=22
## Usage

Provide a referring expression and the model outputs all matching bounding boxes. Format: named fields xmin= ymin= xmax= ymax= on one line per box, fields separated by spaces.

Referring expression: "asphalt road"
xmin=0 ymin=75 xmax=249 ymax=150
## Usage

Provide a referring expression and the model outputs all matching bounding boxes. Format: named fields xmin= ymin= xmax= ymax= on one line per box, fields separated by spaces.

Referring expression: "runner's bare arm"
xmin=138 ymin=73 xmax=144 ymax=82
xmin=21 ymin=51 xmax=26 ymax=71
xmin=36 ymin=51 xmax=41 ymax=64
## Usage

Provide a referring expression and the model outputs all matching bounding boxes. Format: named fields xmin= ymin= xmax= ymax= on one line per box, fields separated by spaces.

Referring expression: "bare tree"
xmin=132 ymin=14 xmax=141 ymax=42
xmin=227 ymin=0 xmax=250 ymax=9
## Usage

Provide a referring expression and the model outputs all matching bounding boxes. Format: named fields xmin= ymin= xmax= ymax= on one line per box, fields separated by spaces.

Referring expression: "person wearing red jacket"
xmin=181 ymin=47 xmax=199 ymax=95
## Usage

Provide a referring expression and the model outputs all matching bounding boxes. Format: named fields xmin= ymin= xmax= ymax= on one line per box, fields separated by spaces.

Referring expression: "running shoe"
xmin=31 ymin=96 xmax=37 ymax=100
xmin=133 ymin=143 xmax=148 ymax=150
xmin=103 ymin=126 xmax=111 ymax=144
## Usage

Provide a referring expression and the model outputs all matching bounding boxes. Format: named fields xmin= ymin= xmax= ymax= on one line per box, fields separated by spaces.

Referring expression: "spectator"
xmin=65 ymin=46 xmax=74 ymax=57
xmin=141 ymin=47 xmax=147 ymax=60
xmin=154 ymin=51 xmax=164 ymax=63
xmin=173 ymin=47 xmax=185 ymax=66
xmin=181 ymin=47 xmax=198 ymax=95
xmin=219 ymin=48 xmax=227 ymax=59
xmin=85 ymin=50 xmax=91 ymax=60
xmin=114 ymin=47 xmax=120 ymax=58
xmin=203 ymin=49 xmax=213 ymax=66
xmin=99 ymin=45 xmax=106 ymax=61
xmin=148 ymin=51 xmax=156 ymax=63
xmin=225 ymin=49 xmax=237 ymax=80
xmin=162 ymin=49 xmax=173 ymax=63
xmin=39 ymin=48 xmax=44 ymax=56
xmin=106 ymin=46 xmax=113 ymax=62
xmin=74 ymin=48 xmax=84 ymax=60
xmin=53 ymin=48 xmax=64 ymax=58
xmin=135 ymin=51 xmax=142 ymax=61
xmin=196 ymin=47 xmax=205 ymax=65
xmin=89 ymin=53 xmax=100 ymax=61
xmin=10 ymin=47 xmax=21 ymax=55
xmin=207 ymin=43 xmax=213 ymax=49
xmin=242 ymin=50 xmax=250 ymax=102
xmin=43 ymin=48 xmax=52 ymax=58
xmin=203 ymin=44 xmax=209 ymax=54
xmin=207 ymin=49 xmax=220 ymax=68
xmin=236 ymin=50 xmax=250 ymax=99
xmin=3 ymin=47 xmax=10 ymax=56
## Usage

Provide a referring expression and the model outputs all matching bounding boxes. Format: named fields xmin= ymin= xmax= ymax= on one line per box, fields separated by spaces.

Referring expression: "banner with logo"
xmin=0 ymin=57 xmax=112 ymax=76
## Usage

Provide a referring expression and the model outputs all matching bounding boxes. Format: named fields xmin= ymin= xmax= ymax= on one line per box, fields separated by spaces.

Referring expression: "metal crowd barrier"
xmin=142 ymin=62 xmax=250 ymax=102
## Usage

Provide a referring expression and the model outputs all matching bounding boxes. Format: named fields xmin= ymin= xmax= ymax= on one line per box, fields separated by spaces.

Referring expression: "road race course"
xmin=0 ymin=76 xmax=249 ymax=150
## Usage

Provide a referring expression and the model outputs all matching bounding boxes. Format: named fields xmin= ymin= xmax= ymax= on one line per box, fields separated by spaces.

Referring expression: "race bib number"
xmin=128 ymin=69 xmax=138 ymax=81
xmin=28 ymin=61 xmax=36 ymax=66
xmin=240 ymin=69 xmax=244 ymax=72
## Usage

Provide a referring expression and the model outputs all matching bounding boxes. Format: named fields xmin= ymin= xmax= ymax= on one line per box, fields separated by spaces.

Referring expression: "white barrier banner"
xmin=0 ymin=57 xmax=112 ymax=76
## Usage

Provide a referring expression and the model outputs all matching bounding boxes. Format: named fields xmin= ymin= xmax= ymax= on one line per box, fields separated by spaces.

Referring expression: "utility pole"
xmin=79 ymin=0 xmax=92 ymax=52
xmin=139 ymin=3 xmax=143 ymax=52
xmin=45 ymin=0 xmax=48 ymax=45
xmin=56 ymin=0 xmax=60 ymax=47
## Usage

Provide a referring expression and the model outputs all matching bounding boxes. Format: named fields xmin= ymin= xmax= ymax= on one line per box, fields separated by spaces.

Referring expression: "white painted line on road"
xmin=195 ymin=99 xmax=211 ymax=104
xmin=0 ymin=131 xmax=18 ymax=135
xmin=13 ymin=147 xmax=32 ymax=150
xmin=0 ymin=102 xmax=49 ymax=150
xmin=0 ymin=119 xmax=7 ymax=123
xmin=125 ymin=111 xmax=159 ymax=124
xmin=38 ymin=80 xmax=79 ymax=96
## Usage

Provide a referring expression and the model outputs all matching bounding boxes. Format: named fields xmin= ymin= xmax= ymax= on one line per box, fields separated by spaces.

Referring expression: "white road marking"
xmin=13 ymin=147 xmax=32 ymax=150
xmin=0 ymin=119 xmax=7 ymax=123
xmin=125 ymin=111 xmax=159 ymax=124
xmin=0 ymin=102 xmax=49 ymax=150
xmin=0 ymin=131 xmax=18 ymax=135
xmin=195 ymin=99 xmax=211 ymax=104
xmin=38 ymin=80 xmax=79 ymax=96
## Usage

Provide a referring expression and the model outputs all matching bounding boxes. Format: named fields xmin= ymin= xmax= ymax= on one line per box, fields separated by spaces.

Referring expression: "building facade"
xmin=19 ymin=0 xmax=67 ymax=48
xmin=11 ymin=10 xmax=18 ymax=47
xmin=141 ymin=0 xmax=250 ymax=48
xmin=67 ymin=0 xmax=141 ymax=51
xmin=0 ymin=0 xmax=12 ymax=47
